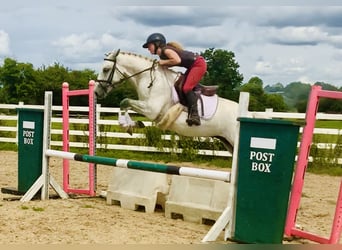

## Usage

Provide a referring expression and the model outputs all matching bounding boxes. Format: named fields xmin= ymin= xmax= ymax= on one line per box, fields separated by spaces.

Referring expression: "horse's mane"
xmin=108 ymin=50 xmax=179 ymax=75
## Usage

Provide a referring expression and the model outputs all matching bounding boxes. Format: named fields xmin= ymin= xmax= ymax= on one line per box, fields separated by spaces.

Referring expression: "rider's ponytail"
xmin=167 ymin=41 xmax=184 ymax=51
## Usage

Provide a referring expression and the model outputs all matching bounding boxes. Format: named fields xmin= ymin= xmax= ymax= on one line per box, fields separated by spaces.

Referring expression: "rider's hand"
xmin=158 ymin=60 xmax=165 ymax=66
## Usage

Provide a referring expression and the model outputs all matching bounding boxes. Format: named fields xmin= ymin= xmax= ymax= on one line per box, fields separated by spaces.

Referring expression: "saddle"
xmin=174 ymin=74 xmax=218 ymax=107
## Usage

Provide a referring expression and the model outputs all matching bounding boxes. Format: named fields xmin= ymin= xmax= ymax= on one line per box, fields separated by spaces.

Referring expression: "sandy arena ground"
xmin=0 ymin=151 xmax=341 ymax=244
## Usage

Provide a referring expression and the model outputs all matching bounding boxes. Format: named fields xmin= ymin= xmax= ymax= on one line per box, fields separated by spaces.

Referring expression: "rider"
xmin=142 ymin=33 xmax=207 ymax=126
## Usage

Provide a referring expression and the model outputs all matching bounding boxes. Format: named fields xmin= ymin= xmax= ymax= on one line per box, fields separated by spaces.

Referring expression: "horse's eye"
xmin=103 ymin=67 xmax=110 ymax=73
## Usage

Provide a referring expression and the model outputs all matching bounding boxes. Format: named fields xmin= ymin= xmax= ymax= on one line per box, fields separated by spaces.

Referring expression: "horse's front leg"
xmin=118 ymin=110 xmax=145 ymax=135
xmin=120 ymin=98 xmax=157 ymax=120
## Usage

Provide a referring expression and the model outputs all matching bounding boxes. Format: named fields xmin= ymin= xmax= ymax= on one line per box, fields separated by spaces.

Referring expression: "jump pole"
xmin=46 ymin=149 xmax=231 ymax=182
xmin=62 ymin=81 xmax=96 ymax=196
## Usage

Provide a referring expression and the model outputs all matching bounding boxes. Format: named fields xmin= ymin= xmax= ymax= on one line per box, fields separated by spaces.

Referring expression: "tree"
xmin=265 ymin=94 xmax=288 ymax=112
xmin=96 ymin=80 xmax=138 ymax=107
xmin=0 ymin=58 xmax=39 ymax=104
xmin=240 ymin=77 xmax=287 ymax=111
xmin=283 ymin=82 xmax=311 ymax=104
xmin=0 ymin=58 xmax=19 ymax=103
xmin=201 ymin=48 xmax=243 ymax=101
xmin=0 ymin=58 xmax=98 ymax=105
xmin=240 ymin=77 xmax=266 ymax=111
xmin=35 ymin=63 xmax=70 ymax=105
xmin=286 ymin=82 xmax=342 ymax=113
xmin=248 ymin=76 xmax=263 ymax=87
xmin=36 ymin=63 xmax=97 ymax=105
xmin=264 ymin=82 xmax=285 ymax=93
xmin=314 ymin=82 xmax=342 ymax=113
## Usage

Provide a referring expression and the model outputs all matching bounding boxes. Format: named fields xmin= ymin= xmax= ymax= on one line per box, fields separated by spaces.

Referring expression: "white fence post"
xmin=15 ymin=101 xmax=25 ymax=145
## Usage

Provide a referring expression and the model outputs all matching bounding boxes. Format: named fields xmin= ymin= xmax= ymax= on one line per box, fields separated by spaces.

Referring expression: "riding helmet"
xmin=142 ymin=33 xmax=166 ymax=48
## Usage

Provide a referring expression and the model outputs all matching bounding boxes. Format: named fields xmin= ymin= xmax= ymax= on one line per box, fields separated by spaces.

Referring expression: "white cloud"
xmin=253 ymin=54 xmax=309 ymax=86
xmin=255 ymin=60 xmax=273 ymax=75
xmin=2 ymin=3 xmax=342 ymax=87
xmin=327 ymin=34 xmax=342 ymax=48
xmin=282 ymin=57 xmax=306 ymax=74
xmin=269 ymin=26 xmax=327 ymax=46
xmin=0 ymin=30 xmax=11 ymax=55
xmin=255 ymin=57 xmax=305 ymax=75
xmin=101 ymin=33 xmax=117 ymax=47
xmin=53 ymin=33 xmax=99 ymax=55
xmin=297 ymin=76 xmax=314 ymax=84
xmin=265 ymin=24 xmax=342 ymax=50
xmin=53 ymin=33 xmax=109 ymax=63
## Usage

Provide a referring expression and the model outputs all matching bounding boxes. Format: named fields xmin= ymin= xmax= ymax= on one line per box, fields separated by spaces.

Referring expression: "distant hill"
xmin=264 ymin=82 xmax=342 ymax=112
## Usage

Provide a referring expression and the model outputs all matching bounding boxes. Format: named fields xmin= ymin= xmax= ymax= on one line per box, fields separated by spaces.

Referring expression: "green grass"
xmin=287 ymin=119 xmax=342 ymax=129
xmin=315 ymin=120 xmax=342 ymax=129
xmin=308 ymin=165 xmax=342 ymax=176
xmin=0 ymin=143 xmax=17 ymax=151
xmin=82 ymin=204 xmax=95 ymax=209
xmin=32 ymin=207 xmax=45 ymax=212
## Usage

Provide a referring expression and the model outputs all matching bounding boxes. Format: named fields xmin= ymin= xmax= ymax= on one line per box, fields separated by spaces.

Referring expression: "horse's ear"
xmin=104 ymin=49 xmax=120 ymax=58
xmin=115 ymin=49 xmax=121 ymax=56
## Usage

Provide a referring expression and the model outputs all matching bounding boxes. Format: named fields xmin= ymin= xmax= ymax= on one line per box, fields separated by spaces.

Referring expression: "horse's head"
xmin=95 ymin=49 xmax=159 ymax=99
xmin=95 ymin=49 xmax=122 ymax=99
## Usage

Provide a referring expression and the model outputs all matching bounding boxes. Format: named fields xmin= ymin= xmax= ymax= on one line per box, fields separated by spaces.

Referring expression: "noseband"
xmin=97 ymin=50 xmax=158 ymax=91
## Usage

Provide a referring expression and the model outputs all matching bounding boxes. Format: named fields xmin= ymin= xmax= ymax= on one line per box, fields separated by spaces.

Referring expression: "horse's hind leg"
xmin=215 ymin=136 xmax=233 ymax=155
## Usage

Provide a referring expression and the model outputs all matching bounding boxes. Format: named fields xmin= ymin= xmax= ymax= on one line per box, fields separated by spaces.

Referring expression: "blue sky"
xmin=1 ymin=1 xmax=342 ymax=87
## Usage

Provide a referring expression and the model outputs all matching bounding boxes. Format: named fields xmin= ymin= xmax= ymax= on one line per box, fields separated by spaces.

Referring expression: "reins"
xmin=97 ymin=50 xmax=157 ymax=90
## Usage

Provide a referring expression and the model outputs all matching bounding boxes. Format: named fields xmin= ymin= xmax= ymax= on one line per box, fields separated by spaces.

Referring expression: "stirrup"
xmin=191 ymin=117 xmax=201 ymax=126
xmin=186 ymin=114 xmax=201 ymax=126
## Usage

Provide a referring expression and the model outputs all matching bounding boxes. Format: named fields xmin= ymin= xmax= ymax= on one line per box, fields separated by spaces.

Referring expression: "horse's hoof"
xmin=120 ymin=99 xmax=129 ymax=109
xmin=136 ymin=121 xmax=145 ymax=128
xmin=126 ymin=126 xmax=133 ymax=135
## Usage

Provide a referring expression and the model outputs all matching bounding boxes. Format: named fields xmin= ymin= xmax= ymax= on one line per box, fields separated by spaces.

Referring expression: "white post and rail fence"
xmin=0 ymin=103 xmax=342 ymax=162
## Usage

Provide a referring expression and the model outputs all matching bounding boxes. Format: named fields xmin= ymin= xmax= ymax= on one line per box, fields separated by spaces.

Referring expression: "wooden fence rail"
xmin=0 ymin=104 xmax=341 ymax=162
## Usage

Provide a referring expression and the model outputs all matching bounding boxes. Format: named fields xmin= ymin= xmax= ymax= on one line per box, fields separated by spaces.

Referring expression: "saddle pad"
xmin=199 ymin=94 xmax=218 ymax=120
xmin=172 ymin=87 xmax=218 ymax=120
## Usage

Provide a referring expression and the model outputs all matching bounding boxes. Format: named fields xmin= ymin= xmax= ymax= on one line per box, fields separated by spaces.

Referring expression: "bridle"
xmin=97 ymin=49 xmax=158 ymax=91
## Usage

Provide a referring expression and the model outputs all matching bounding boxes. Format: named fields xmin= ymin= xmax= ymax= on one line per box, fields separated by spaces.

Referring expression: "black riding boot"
xmin=185 ymin=91 xmax=201 ymax=126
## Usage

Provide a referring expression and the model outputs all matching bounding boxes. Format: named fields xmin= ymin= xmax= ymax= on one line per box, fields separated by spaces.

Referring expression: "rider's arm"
xmin=159 ymin=48 xmax=181 ymax=66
